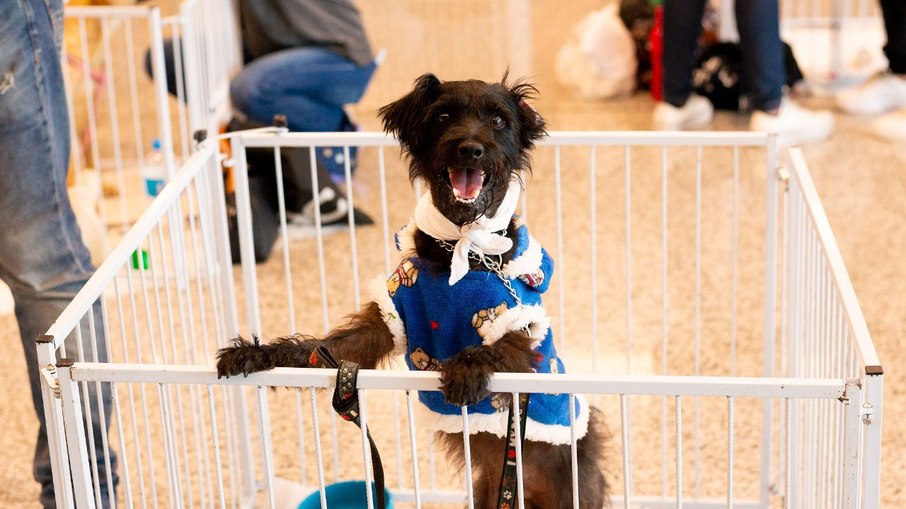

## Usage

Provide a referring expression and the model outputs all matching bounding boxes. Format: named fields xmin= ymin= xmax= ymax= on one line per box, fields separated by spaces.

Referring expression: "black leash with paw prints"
xmin=436 ymin=236 xmax=534 ymax=508
xmin=498 ymin=392 xmax=530 ymax=508
xmin=307 ymin=346 xmax=386 ymax=508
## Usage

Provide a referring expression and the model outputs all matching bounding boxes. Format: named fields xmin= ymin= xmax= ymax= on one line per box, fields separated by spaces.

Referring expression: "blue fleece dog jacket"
xmin=370 ymin=217 xmax=588 ymax=445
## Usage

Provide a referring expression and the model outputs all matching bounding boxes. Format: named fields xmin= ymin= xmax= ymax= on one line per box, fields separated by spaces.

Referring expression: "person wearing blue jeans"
xmin=653 ymin=0 xmax=834 ymax=146
xmin=230 ymin=47 xmax=376 ymax=134
xmin=148 ymin=0 xmax=378 ymax=178
xmin=232 ymin=0 xmax=377 ymax=178
xmin=0 ymin=0 xmax=117 ymax=507
xmin=836 ymin=0 xmax=906 ymax=141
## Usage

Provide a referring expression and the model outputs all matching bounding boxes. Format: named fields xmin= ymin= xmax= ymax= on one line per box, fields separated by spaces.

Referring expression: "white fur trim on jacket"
xmin=474 ymin=303 xmax=550 ymax=350
xmin=501 ymin=234 xmax=543 ymax=279
xmin=369 ymin=275 xmax=407 ymax=356
xmin=421 ymin=394 xmax=590 ymax=445
xmin=395 ymin=221 xmax=419 ymax=258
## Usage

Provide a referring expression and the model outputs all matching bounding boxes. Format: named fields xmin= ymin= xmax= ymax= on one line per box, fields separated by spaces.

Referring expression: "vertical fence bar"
xmin=693 ymin=145 xmax=702 ymax=500
xmin=589 ymin=147 xmax=598 ymax=372
xmin=761 ymin=135 xmax=779 ymax=508
xmin=621 ymin=394 xmax=631 ymax=509
xmin=256 ymin=386 xmax=277 ymax=508
xmin=461 ymin=407 xmax=475 ymax=509
xmin=514 ymin=392 xmax=526 ymax=509
xmin=310 ymin=387 xmax=328 ymax=508
xmin=37 ymin=339 xmax=76 ymax=509
xmin=625 ymin=145 xmax=633 ymax=373
xmin=727 ymin=396 xmax=735 ymax=509
xmin=273 ymin=146 xmax=297 ymax=333
xmin=148 ymin=7 xmax=177 ymax=180
xmin=295 ymin=391 xmax=309 ymax=485
xmin=661 ymin=145 xmax=669 ymax=501
xmin=569 ymin=393 xmax=580 ymax=509
xmin=406 ymin=391 xmax=423 ymax=508
xmin=554 ymin=146 xmax=566 ymax=349
xmin=785 ymin=398 xmax=792 ymax=509
xmin=676 ymin=395 xmax=683 ymax=509
xmin=862 ymin=373 xmax=884 ymax=509
xmin=57 ymin=359 xmax=97 ymax=508
xmin=842 ymin=381 xmax=862 ymax=509
xmin=230 ymin=137 xmax=262 ymax=336
xmin=358 ymin=389 xmax=375 ymax=509
xmin=207 ymin=385 xmax=227 ymax=509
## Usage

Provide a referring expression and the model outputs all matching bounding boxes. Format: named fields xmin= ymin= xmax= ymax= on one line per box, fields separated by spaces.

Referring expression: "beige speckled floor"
xmin=2 ymin=1 xmax=904 ymax=507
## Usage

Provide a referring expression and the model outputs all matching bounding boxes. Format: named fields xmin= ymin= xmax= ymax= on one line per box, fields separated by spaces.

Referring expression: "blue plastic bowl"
xmin=297 ymin=481 xmax=393 ymax=509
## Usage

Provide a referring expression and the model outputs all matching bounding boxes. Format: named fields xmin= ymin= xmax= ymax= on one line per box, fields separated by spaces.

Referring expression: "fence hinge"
xmin=860 ymin=403 xmax=874 ymax=424
xmin=41 ymin=364 xmax=61 ymax=399
xmin=777 ymin=165 xmax=790 ymax=189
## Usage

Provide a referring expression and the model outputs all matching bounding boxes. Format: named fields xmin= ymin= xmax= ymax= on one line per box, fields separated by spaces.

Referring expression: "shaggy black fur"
xmin=216 ymin=73 xmax=609 ymax=507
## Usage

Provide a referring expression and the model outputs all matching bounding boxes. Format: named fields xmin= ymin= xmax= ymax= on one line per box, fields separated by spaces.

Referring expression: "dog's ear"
xmin=378 ymin=73 xmax=442 ymax=154
xmin=506 ymin=79 xmax=547 ymax=148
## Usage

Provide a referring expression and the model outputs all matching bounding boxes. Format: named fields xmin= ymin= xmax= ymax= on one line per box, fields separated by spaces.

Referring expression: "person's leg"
xmin=230 ymin=47 xmax=376 ymax=132
xmin=0 ymin=1 xmax=116 ymax=506
xmin=880 ymin=0 xmax=906 ymax=74
xmin=661 ymin=0 xmax=708 ymax=107
xmin=741 ymin=0 xmax=833 ymax=145
xmin=734 ymin=0 xmax=784 ymax=112
xmin=653 ymin=0 xmax=714 ymax=130
xmin=835 ymin=0 xmax=906 ymax=116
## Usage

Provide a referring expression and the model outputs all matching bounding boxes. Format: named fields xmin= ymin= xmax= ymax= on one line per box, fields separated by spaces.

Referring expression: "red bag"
xmin=649 ymin=1 xmax=664 ymax=100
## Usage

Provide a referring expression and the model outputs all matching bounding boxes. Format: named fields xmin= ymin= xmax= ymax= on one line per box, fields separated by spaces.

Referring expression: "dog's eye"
xmin=490 ymin=115 xmax=506 ymax=129
xmin=438 ymin=113 xmax=450 ymax=123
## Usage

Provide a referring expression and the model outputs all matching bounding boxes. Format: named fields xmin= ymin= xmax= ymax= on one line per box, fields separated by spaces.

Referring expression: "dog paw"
xmin=439 ymin=346 xmax=496 ymax=406
xmin=215 ymin=336 xmax=276 ymax=378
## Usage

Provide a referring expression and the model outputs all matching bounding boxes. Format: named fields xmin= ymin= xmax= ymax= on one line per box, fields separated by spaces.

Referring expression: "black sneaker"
xmin=287 ymin=186 xmax=373 ymax=238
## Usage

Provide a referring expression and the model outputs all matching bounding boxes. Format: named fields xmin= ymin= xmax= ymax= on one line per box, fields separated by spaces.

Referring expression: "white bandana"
xmin=414 ymin=179 xmax=522 ymax=285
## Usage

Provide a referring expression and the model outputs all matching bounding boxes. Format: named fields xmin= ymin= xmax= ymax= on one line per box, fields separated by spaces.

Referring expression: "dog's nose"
xmin=458 ymin=141 xmax=484 ymax=160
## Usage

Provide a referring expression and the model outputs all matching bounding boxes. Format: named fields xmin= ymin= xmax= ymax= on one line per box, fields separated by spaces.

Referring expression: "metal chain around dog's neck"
xmin=434 ymin=237 xmax=523 ymax=307
xmin=434 ymin=237 xmax=535 ymax=340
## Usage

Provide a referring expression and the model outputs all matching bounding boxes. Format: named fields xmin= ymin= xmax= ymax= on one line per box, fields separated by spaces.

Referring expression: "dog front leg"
xmin=216 ymin=301 xmax=395 ymax=378
xmin=439 ymin=330 xmax=537 ymax=406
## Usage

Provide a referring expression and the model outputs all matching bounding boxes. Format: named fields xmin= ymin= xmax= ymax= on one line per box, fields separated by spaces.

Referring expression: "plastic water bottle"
xmin=142 ymin=138 xmax=166 ymax=198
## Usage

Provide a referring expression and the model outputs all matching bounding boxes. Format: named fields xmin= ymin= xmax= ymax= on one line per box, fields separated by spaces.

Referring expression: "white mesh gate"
xmin=37 ymin=130 xmax=882 ymax=508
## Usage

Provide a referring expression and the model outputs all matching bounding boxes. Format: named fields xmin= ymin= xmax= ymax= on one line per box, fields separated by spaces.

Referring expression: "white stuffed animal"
xmin=555 ymin=3 xmax=638 ymax=99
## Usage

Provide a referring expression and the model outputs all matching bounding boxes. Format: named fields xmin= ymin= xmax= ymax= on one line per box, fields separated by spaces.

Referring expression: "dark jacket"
xmin=238 ymin=0 xmax=373 ymax=65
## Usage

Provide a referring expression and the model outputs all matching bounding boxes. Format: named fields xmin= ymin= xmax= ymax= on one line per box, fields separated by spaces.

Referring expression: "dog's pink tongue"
xmin=450 ymin=168 xmax=483 ymax=200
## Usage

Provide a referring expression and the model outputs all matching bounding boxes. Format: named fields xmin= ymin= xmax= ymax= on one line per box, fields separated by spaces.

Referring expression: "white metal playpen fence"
xmin=37 ymin=129 xmax=882 ymax=508
xmin=61 ymin=2 xmax=240 ymax=241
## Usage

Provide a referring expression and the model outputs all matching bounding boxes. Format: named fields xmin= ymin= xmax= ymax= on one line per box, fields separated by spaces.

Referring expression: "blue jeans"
xmin=230 ymin=47 xmax=376 ymax=132
xmin=0 ymin=1 xmax=117 ymax=507
xmin=881 ymin=0 xmax=906 ymax=74
xmin=662 ymin=0 xmax=784 ymax=112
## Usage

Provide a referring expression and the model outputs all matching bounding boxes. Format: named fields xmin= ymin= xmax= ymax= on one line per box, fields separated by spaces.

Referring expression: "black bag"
xmin=224 ymin=117 xmax=373 ymax=264
xmin=693 ymin=41 xmax=806 ymax=111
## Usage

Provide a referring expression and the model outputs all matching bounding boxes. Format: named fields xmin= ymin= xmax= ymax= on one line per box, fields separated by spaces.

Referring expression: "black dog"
xmin=217 ymin=73 xmax=608 ymax=508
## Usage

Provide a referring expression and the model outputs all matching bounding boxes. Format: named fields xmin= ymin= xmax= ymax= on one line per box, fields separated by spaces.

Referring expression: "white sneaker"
xmin=835 ymin=73 xmax=906 ymax=115
xmin=653 ymin=94 xmax=714 ymax=130
xmin=869 ymin=110 xmax=906 ymax=142
xmin=749 ymin=99 xmax=834 ymax=146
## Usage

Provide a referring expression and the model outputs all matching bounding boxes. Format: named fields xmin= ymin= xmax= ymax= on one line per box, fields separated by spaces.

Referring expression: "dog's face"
xmin=378 ymin=73 xmax=546 ymax=226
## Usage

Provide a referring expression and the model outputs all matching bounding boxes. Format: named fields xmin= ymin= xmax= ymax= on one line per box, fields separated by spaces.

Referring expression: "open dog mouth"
xmin=447 ymin=167 xmax=487 ymax=204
